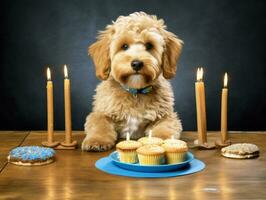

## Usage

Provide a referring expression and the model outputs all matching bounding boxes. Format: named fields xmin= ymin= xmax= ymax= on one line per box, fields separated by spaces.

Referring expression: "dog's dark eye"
xmin=145 ymin=42 xmax=153 ymax=50
xmin=121 ymin=44 xmax=129 ymax=50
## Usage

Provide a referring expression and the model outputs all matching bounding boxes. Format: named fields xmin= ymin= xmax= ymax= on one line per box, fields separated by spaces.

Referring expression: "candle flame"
xmin=196 ymin=68 xmax=200 ymax=81
xmin=224 ymin=73 xmax=228 ymax=87
xmin=200 ymin=67 xmax=204 ymax=80
xmin=47 ymin=67 xmax=51 ymax=80
xmin=148 ymin=130 xmax=152 ymax=139
xmin=64 ymin=65 xmax=68 ymax=78
xmin=171 ymin=135 xmax=174 ymax=140
xmin=196 ymin=67 xmax=203 ymax=81
xmin=126 ymin=132 xmax=130 ymax=141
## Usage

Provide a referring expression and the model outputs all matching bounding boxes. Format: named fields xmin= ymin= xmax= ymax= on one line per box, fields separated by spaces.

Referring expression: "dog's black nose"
xmin=131 ymin=60 xmax=144 ymax=71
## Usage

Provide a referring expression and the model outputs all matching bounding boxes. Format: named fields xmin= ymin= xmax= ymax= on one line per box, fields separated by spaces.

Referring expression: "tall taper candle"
xmin=221 ymin=73 xmax=228 ymax=143
xmin=47 ymin=68 xmax=54 ymax=143
xmin=195 ymin=68 xmax=207 ymax=144
xmin=42 ymin=67 xmax=59 ymax=147
xmin=199 ymin=68 xmax=207 ymax=138
xmin=64 ymin=65 xmax=72 ymax=144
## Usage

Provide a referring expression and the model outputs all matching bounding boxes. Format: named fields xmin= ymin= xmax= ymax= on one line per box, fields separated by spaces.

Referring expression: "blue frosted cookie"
xmin=8 ymin=146 xmax=56 ymax=166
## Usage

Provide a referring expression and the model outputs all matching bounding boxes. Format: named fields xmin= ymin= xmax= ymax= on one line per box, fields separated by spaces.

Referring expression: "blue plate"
xmin=96 ymin=157 xmax=205 ymax=178
xmin=109 ymin=151 xmax=194 ymax=172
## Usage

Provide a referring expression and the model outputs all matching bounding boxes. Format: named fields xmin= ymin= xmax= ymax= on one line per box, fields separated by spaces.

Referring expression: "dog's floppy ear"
xmin=162 ymin=31 xmax=183 ymax=79
xmin=89 ymin=26 xmax=114 ymax=80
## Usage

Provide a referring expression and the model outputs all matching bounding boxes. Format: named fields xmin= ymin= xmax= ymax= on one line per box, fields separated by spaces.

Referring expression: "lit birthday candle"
xmin=148 ymin=130 xmax=152 ymax=140
xmin=126 ymin=132 xmax=130 ymax=141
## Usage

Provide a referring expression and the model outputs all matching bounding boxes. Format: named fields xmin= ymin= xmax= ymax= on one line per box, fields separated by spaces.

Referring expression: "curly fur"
xmin=82 ymin=12 xmax=183 ymax=151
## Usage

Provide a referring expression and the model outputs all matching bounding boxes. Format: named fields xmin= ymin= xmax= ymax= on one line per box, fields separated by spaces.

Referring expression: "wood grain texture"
xmin=0 ymin=131 xmax=29 ymax=172
xmin=0 ymin=131 xmax=266 ymax=199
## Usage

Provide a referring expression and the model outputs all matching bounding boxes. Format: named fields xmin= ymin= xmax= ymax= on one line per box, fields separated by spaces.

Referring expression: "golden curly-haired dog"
xmin=82 ymin=12 xmax=183 ymax=151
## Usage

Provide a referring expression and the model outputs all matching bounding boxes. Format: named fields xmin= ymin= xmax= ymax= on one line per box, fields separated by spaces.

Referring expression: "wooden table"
xmin=0 ymin=131 xmax=265 ymax=199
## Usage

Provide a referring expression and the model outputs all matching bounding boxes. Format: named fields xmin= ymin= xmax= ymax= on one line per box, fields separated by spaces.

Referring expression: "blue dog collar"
xmin=122 ymin=85 xmax=153 ymax=97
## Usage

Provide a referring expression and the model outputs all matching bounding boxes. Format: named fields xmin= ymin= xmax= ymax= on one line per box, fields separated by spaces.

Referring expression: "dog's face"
xmin=109 ymin=28 xmax=165 ymax=89
xmin=89 ymin=12 xmax=183 ymax=89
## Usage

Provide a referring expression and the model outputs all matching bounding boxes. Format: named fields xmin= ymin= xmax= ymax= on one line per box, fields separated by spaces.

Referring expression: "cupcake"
xmin=162 ymin=139 xmax=188 ymax=164
xmin=138 ymin=136 xmax=163 ymax=146
xmin=116 ymin=140 xmax=142 ymax=163
xmin=137 ymin=144 xmax=165 ymax=165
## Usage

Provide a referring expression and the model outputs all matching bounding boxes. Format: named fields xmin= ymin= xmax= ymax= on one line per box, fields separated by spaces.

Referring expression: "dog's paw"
xmin=151 ymin=127 xmax=181 ymax=140
xmin=81 ymin=136 xmax=114 ymax=152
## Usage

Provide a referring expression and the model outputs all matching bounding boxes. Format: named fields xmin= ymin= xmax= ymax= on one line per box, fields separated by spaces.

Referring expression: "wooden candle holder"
xmin=215 ymin=139 xmax=231 ymax=148
xmin=42 ymin=140 xmax=77 ymax=150
xmin=191 ymin=139 xmax=216 ymax=150
xmin=57 ymin=140 xmax=78 ymax=150
xmin=42 ymin=141 xmax=60 ymax=148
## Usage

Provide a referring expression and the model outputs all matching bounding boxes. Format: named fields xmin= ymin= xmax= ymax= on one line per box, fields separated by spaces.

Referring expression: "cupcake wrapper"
xmin=138 ymin=154 xmax=165 ymax=165
xmin=165 ymin=152 xmax=187 ymax=164
xmin=118 ymin=151 xmax=138 ymax=163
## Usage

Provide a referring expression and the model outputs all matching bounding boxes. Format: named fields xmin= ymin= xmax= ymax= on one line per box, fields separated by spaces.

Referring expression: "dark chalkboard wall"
xmin=1 ymin=0 xmax=265 ymax=131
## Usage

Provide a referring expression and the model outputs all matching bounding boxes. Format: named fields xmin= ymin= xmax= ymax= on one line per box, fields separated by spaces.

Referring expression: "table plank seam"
xmin=0 ymin=131 xmax=31 ymax=173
